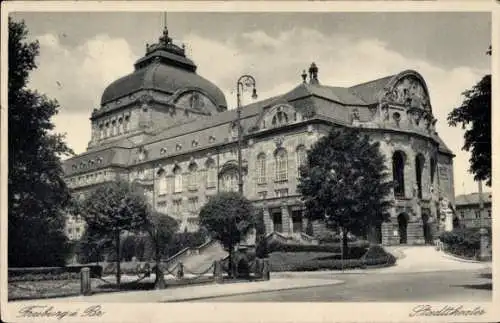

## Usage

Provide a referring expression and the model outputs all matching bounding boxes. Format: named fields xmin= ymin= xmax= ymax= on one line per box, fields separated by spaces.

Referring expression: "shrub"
xmin=439 ymin=227 xmax=491 ymax=259
xmin=360 ymin=245 xmax=396 ymax=267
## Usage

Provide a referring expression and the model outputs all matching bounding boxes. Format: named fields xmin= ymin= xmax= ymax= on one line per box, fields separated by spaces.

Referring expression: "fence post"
xmin=254 ymin=258 xmax=262 ymax=279
xmin=176 ymin=262 xmax=184 ymax=279
xmin=80 ymin=267 xmax=92 ymax=296
xmin=262 ymin=259 xmax=270 ymax=281
xmin=213 ymin=260 xmax=223 ymax=284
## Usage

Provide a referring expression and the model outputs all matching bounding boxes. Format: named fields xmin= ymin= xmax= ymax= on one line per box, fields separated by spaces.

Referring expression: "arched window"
xmin=430 ymin=156 xmax=437 ymax=185
xmin=205 ymin=158 xmax=216 ymax=188
xmin=188 ymin=162 xmax=198 ymax=190
xmin=296 ymin=145 xmax=307 ymax=174
xmin=173 ymin=165 xmax=182 ymax=193
xmin=118 ymin=118 xmax=124 ymax=134
xmin=105 ymin=122 xmax=110 ymax=137
xmin=272 ymin=111 xmax=289 ymax=127
xmin=415 ymin=154 xmax=425 ymax=199
xmin=157 ymin=168 xmax=167 ymax=195
xmin=99 ymin=124 xmax=104 ymax=139
xmin=275 ymin=149 xmax=288 ymax=182
xmin=111 ymin=120 xmax=117 ymax=136
xmin=221 ymin=168 xmax=238 ymax=192
xmin=392 ymin=151 xmax=406 ymax=198
xmin=256 ymin=153 xmax=266 ymax=184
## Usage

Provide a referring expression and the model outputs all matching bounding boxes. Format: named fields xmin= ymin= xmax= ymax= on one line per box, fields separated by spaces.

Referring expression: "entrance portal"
xmin=398 ymin=213 xmax=408 ymax=244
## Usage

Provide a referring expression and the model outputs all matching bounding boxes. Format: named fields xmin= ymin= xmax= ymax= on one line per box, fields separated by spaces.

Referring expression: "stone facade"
xmin=63 ymin=27 xmax=455 ymax=245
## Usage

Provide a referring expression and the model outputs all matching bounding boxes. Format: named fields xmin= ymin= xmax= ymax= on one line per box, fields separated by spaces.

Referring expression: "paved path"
xmin=202 ymin=269 xmax=492 ymax=302
xmin=10 ymin=278 xmax=343 ymax=303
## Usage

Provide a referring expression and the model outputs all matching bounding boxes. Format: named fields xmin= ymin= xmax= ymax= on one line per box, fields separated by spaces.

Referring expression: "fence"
xmin=8 ymin=258 xmax=270 ymax=300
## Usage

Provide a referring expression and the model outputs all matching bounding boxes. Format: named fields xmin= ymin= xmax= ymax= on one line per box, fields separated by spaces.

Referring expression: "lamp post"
xmin=152 ymin=164 xmax=165 ymax=289
xmin=236 ymin=75 xmax=258 ymax=195
xmin=478 ymin=180 xmax=489 ymax=261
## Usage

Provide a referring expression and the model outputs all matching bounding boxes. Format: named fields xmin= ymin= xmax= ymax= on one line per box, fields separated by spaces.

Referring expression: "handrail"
xmin=163 ymin=239 xmax=220 ymax=266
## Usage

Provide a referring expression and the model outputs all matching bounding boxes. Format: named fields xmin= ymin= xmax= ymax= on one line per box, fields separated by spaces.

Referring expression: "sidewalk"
xmin=10 ymin=278 xmax=344 ymax=303
xmin=274 ymin=246 xmax=491 ymax=278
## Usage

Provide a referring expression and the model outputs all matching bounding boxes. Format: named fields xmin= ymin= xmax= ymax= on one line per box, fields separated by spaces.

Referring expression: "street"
xmin=196 ymin=269 xmax=492 ymax=302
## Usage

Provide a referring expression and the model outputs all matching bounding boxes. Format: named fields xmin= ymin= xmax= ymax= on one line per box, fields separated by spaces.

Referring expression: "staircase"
xmin=164 ymin=240 xmax=227 ymax=273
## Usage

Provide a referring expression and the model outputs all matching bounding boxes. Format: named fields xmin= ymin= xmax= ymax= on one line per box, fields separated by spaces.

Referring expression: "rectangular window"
xmin=258 ymin=191 xmax=267 ymax=200
xmin=173 ymin=199 xmax=182 ymax=215
xmin=256 ymin=157 xmax=266 ymax=184
xmin=272 ymin=210 xmax=283 ymax=233
xmin=158 ymin=177 xmax=168 ymax=195
xmin=188 ymin=172 xmax=198 ymax=191
xmin=174 ymin=174 xmax=183 ymax=193
xmin=188 ymin=197 xmax=199 ymax=214
xmin=206 ymin=168 xmax=216 ymax=188
xmin=488 ymin=209 xmax=491 ymax=218
xmin=275 ymin=189 xmax=289 ymax=198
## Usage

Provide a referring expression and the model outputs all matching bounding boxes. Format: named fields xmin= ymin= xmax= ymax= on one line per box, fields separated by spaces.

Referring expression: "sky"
xmin=10 ymin=11 xmax=491 ymax=195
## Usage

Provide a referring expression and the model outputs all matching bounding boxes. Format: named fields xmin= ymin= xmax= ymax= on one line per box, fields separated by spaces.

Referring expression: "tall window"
xmin=392 ymin=151 xmax=406 ymax=198
xmin=256 ymin=153 xmax=267 ymax=184
xmin=157 ymin=169 xmax=167 ymax=195
xmin=206 ymin=159 xmax=216 ymax=188
xmin=275 ymin=149 xmax=288 ymax=182
xmin=188 ymin=162 xmax=198 ymax=191
xmin=173 ymin=199 xmax=182 ymax=215
xmin=118 ymin=118 xmax=124 ymax=134
xmin=296 ymin=145 xmax=307 ymax=174
xmin=430 ymin=157 xmax=436 ymax=185
xmin=221 ymin=169 xmax=238 ymax=192
xmin=188 ymin=197 xmax=199 ymax=214
xmin=415 ymin=154 xmax=425 ymax=199
xmin=173 ymin=166 xmax=182 ymax=193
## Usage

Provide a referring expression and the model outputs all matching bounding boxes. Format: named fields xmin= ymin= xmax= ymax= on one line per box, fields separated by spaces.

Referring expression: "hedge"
xmin=270 ymin=244 xmax=396 ymax=272
xmin=8 ymin=265 xmax=103 ymax=282
xmin=267 ymin=240 xmax=370 ymax=254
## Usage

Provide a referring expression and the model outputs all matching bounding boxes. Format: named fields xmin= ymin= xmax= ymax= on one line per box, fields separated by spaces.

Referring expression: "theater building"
xmin=63 ymin=27 xmax=455 ymax=245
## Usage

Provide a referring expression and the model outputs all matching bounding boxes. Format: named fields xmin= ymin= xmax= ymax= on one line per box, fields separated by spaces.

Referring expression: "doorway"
xmin=398 ymin=213 xmax=408 ymax=244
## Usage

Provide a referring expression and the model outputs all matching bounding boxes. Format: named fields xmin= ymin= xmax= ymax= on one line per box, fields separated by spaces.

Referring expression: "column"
xmin=282 ymin=205 xmax=291 ymax=234
xmin=263 ymin=208 xmax=273 ymax=234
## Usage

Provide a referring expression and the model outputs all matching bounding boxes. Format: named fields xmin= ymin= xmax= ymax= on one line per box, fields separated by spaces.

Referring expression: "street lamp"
xmin=236 ymin=75 xmax=258 ymax=195
xmin=478 ymin=180 xmax=489 ymax=261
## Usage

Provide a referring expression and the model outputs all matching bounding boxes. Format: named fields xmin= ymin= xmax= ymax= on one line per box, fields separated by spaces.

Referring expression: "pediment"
xmin=171 ymin=89 xmax=218 ymax=115
xmin=379 ymin=72 xmax=432 ymax=112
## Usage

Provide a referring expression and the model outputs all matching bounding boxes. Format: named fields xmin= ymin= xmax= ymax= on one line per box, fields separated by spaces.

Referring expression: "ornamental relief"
xmin=174 ymin=91 xmax=216 ymax=115
xmin=381 ymin=76 xmax=431 ymax=111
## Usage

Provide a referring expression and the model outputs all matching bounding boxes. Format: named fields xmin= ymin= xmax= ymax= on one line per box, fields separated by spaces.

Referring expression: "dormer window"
xmin=209 ymin=136 xmax=216 ymax=143
xmin=176 ymin=144 xmax=182 ymax=151
xmin=192 ymin=140 xmax=198 ymax=147
xmin=160 ymin=148 xmax=167 ymax=155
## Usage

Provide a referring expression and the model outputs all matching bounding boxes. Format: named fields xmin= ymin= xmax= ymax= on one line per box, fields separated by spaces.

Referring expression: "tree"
xmin=79 ymin=181 xmax=149 ymax=287
xmin=8 ymin=18 xmax=74 ymax=267
xmin=297 ymin=128 xmax=393 ymax=252
xmin=199 ymin=192 xmax=255 ymax=277
xmin=144 ymin=211 xmax=178 ymax=289
xmin=447 ymin=47 xmax=492 ymax=186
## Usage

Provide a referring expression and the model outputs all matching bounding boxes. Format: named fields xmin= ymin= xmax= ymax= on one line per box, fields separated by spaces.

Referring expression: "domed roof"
xmin=100 ymin=27 xmax=227 ymax=109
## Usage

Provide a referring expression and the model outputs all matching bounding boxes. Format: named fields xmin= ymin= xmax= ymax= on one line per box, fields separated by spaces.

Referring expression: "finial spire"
xmin=308 ymin=62 xmax=319 ymax=85
xmin=159 ymin=12 xmax=172 ymax=45
xmin=301 ymin=70 xmax=307 ymax=83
